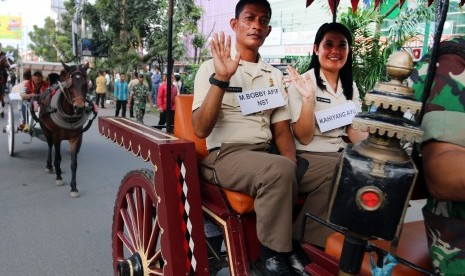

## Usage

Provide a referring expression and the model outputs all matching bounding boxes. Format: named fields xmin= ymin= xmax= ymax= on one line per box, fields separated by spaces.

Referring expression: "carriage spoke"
xmin=125 ymin=193 xmax=141 ymax=249
xmin=147 ymin=268 xmax=164 ymax=275
xmin=117 ymin=231 xmax=136 ymax=254
xmin=135 ymin=186 xmax=144 ymax=248
xmin=147 ymin=250 xmax=162 ymax=265
xmin=145 ymin=217 xmax=160 ymax=257
xmin=143 ymin=188 xmax=153 ymax=249
xmin=120 ymin=208 xmax=137 ymax=251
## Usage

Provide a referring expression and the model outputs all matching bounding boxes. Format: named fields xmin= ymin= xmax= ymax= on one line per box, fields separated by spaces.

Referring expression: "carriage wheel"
xmin=7 ymin=101 xmax=15 ymax=156
xmin=112 ymin=169 xmax=163 ymax=276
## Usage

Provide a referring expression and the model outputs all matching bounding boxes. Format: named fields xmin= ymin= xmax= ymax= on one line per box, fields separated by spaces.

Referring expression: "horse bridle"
xmin=60 ymin=69 xmax=88 ymax=107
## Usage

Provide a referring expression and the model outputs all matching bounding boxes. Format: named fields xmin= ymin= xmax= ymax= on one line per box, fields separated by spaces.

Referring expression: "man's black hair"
xmin=235 ymin=0 xmax=272 ymax=19
xmin=23 ymin=70 xmax=32 ymax=81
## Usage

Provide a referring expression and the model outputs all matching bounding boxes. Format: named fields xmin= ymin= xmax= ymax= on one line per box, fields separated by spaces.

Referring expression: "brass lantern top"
xmin=351 ymin=51 xmax=424 ymax=162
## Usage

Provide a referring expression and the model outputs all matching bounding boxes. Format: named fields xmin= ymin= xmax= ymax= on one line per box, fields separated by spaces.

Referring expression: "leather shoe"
xmin=287 ymin=251 xmax=309 ymax=276
xmin=256 ymin=254 xmax=291 ymax=276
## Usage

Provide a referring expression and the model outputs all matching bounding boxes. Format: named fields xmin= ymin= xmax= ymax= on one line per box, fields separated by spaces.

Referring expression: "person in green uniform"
xmin=131 ymin=74 xmax=153 ymax=123
xmin=409 ymin=36 xmax=465 ymax=275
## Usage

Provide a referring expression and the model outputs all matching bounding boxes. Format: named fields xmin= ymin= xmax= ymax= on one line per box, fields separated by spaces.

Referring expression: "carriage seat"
xmin=325 ymin=220 xmax=432 ymax=276
xmin=173 ymin=94 xmax=255 ymax=214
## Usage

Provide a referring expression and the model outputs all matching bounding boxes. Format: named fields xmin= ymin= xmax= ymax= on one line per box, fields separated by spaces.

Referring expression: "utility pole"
xmin=72 ymin=0 xmax=80 ymax=59
xmin=166 ymin=0 xmax=174 ymax=133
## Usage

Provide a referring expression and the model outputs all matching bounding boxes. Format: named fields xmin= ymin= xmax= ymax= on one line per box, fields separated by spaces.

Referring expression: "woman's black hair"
xmin=307 ymin=22 xmax=354 ymax=100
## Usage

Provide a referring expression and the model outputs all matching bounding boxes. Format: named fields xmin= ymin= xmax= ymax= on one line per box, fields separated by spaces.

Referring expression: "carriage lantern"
xmin=327 ymin=51 xmax=424 ymax=273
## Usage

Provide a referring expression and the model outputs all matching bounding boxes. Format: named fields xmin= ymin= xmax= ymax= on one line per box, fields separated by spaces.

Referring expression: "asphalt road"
xmin=0 ymin=105 xmax=162 ymax=276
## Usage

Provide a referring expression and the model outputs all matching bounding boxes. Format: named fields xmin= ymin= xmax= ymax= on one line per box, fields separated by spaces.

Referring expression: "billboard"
xmin=81 ymin=38 xmax=108 ymax=57
xmin=0 ymin=15 xmax=22 ymax=40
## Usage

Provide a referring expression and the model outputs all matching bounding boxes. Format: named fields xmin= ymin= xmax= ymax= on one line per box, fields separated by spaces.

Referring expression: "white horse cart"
xmin=2 ymin=61 xmax=64 ymax=156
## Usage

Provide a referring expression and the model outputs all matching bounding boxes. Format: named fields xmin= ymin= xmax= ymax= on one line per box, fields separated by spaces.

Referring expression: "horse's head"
xmin=0 ymin=51 xmax=15 ymax=71
xmin=61 ymin=61 xmax=89 ymax=114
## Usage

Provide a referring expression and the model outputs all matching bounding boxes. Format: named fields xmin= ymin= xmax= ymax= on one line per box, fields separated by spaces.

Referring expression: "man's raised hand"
xmin=210 ymin=32 xmax=241 ymax=82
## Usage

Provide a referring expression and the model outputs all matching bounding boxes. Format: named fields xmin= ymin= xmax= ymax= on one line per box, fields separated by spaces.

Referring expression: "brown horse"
xmin=0 ymin=51 xmax=14 ymax=118
xmin=37 ymin=62 xmax=97 ymax=198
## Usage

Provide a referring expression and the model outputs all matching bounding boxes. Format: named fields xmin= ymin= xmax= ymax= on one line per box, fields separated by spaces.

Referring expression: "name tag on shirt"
xmin=316 ymin=97 xmax=331 ymax=103
xmin=315 ymin=102 xmax=358 ymax=133
xmin=226 ymin=86 xmax=242 ymax=93
xmin=236 ymin=87 xmax=285 ymax=115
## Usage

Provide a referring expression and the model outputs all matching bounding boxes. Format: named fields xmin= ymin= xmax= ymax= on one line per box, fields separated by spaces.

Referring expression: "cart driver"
xmin=193 ymin=0 xmax=310 ymax=275
xmin=20 ymin=70 xmax=49 ymax=131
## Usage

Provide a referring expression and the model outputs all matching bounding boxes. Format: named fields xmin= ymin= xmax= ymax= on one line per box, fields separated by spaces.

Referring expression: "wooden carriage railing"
xmin=174 ymin=94 xmax=259 ymax=275
xmin=98 ymin=117 xmax=210 ymax=275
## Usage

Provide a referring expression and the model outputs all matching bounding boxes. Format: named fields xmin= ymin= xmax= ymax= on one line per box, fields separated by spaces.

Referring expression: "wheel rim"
xmin=7 ymin=102 xmax=14 ymax=156
xmin=112 ymin=170 xmax=162 ymax=276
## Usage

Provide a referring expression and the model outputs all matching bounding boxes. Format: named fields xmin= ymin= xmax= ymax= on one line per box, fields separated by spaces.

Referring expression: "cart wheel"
xmin=7 ymin=102 xmax=15 ymax=156
xmin=112 ymin=169 xmax=163 ymax=276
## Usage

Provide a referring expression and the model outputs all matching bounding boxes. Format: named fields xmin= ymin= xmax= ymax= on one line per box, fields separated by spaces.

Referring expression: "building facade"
xmin=192 ymin=0 xmax=465 ymax=64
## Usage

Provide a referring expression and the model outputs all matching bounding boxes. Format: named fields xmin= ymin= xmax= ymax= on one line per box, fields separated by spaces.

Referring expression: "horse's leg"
xmin=45 ymin=136 xmax=54 ymax=173
xmin=54 ymin=140 xmax=64 ymax=186
xmin=68 ymin=135 xmax=83 ymax=198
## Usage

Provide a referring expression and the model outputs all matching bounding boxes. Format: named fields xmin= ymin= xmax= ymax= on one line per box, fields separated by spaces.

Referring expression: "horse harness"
xmin=35 ymin=69 xmax=97 ymax=132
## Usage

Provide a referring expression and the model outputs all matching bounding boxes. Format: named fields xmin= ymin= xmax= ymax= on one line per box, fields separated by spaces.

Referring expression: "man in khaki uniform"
xmin=193 ymin=0 xmax=308 ymax=275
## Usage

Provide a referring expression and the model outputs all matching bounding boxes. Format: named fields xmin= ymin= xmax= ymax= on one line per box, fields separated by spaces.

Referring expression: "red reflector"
xmin=361 ymin=191 xmax=380 ymax=208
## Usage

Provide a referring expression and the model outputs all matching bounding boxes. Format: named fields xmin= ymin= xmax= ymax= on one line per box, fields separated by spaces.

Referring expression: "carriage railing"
xmin=98 ymin=116 xmax=210 ymax=275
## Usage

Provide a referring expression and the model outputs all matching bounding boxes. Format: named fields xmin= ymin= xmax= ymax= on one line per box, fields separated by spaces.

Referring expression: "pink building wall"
xmin=196 ymin=0 xmax=237 ymax=39
xmin=184 ymin=0 xmax=238 ymax=61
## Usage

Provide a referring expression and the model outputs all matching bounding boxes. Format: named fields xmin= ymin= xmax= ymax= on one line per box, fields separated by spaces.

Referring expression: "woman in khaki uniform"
xmin=287 ymin=23 xmax=368 ymax=248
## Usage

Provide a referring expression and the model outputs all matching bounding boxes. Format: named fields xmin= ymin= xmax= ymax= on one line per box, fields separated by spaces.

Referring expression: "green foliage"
xmin=338 ymin=1 xmax=434 ymax=99
xmin=27 ymin=0 xmax=75 ymax=62
xmin=293 ymin=54 xmax=311 ymax=74
xmin=83 ymin=0 xmax=202 ymax=72
xmin=181 ymin=63 xmax=201 ymax=94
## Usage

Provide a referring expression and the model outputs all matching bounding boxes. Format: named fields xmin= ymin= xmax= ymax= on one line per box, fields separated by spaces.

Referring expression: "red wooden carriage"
xmin=100 ymin=0 xmax=461 ymax=275
xmin=100 ymin=95 xmax=429 ymax=276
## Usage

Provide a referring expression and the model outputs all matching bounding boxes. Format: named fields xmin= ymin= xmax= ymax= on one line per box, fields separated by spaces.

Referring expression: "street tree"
xmin=339 ymin=0 xmax=434 ymax=99
xmin=83 ymin=0 xmax=202 ymax=73
xmin=28 ymin=0 xmax=75 ymax=62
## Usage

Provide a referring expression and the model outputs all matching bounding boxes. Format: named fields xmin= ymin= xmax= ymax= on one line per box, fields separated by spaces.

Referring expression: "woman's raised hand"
xmin=210 ymin=32 xmax=241 ymax=81
xmin=286 ymin=65 xmax=315 ymax=102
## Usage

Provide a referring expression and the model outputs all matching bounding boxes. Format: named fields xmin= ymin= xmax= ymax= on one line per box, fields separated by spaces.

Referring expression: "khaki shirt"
xmin=95 ymin=75 xmax=106 ymax=94
xmin=288 ymin=68 xmax=362 ymax=152
xmin=193 ymin=54 xmax=290 ymax=150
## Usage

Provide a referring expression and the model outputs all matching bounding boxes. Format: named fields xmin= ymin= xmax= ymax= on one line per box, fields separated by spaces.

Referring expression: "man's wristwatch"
xmin=209 ymin=73 xmax=229 ymax=89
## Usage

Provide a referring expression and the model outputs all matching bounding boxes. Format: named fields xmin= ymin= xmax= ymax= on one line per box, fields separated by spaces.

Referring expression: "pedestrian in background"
xmin=151 ymin=67 xmax=161 ymax=107
xmin=128 ymin=71 xmax=139 ymax=118
xmin=114 ymin=72 xmax=129 ymax=117
xmin=131 ymin=74 xmax=153 ymax=123
xmin=95 ymin=70 xmax=106 ymax=108
xmin=156 ymin=74 xmax=177 ymax=129
xmin=104 ymin=70 xmax=111 ymax=101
